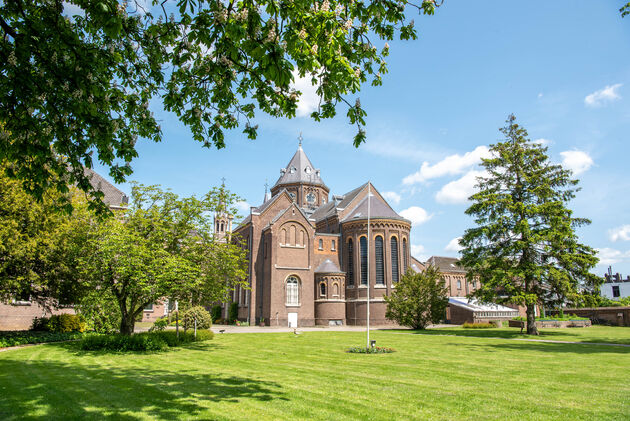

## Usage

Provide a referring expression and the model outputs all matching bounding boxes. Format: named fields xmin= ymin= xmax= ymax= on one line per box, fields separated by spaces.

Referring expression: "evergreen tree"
xmin=459 ymin=115 xmax=600 ymax=335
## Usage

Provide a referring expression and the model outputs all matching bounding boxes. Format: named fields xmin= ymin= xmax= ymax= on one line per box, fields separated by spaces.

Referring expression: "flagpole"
xmin=366 ymin=182 xmax=371 ymax=350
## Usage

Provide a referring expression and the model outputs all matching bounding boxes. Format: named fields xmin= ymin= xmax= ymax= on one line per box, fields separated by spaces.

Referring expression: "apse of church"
xmin=233 ymin=143 xmax=412 ymax=327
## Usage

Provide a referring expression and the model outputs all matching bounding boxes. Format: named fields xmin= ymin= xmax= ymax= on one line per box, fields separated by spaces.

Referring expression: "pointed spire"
xmin=264 ymin=180 xmax=271 ymax=202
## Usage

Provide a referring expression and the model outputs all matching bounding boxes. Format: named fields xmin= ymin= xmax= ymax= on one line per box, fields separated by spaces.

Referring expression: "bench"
xmin=508 ymin=319 xmax=525 ymax=333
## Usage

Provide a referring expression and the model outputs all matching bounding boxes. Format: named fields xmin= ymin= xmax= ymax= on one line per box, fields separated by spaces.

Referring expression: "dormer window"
xmin=304 ymin=166 xmax=312 ymax=174
xmin=289 ymin=166 xmax=296 ymax=174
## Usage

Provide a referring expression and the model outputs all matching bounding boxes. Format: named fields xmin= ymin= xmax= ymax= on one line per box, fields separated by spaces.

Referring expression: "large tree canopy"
xmin=69 ymin=183 xmax=249 ymax=335
xmin=0 ymin=0 xmax=439 ymax=214
xmin=459 ymin=116 xmax=600 ymax=335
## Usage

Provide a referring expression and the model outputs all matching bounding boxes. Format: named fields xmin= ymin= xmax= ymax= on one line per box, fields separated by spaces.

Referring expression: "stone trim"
xmin=275 ymin=265 xmax=311 ymax=270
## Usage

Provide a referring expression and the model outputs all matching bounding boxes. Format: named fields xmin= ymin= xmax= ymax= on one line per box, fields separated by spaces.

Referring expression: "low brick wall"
xmin=549 ymin=307 xmax=630 ymax=327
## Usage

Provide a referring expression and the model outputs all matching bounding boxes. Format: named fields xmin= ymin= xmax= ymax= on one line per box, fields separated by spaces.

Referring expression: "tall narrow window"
xmin=320 ymin=283 xmax=326 ymax=296
xmin=375 ymin=236 xmax=384 ymax=285
xmin=318 ymin=239 xmax=323 ymax=250
xmin=286 ymin=276 xmax=299 ymax=305
xmin=403 ymin=238 xmax=408 ymax=273
xmin=360 ymin=236 xmax=368 ymax=285
xmin=347 ymin=239 xmax=354 ymax=286
xmin=391 ymin=237 xmax=399 ymax=283
xmin=331 ymin=240 xmax=336 ymax=251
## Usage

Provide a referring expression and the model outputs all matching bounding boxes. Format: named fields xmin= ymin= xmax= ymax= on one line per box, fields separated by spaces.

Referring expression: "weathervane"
xmin=298 ymin=132 xmax=303 ymax=147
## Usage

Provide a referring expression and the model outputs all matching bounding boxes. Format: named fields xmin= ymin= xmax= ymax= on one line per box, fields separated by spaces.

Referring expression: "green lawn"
xmin=0 ymin=327 xmax=628 ymax=420
xmin=408 ymin=325 xmax=630 ymax=345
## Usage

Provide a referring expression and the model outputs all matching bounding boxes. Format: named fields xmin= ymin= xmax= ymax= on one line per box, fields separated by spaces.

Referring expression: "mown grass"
xmin=0 ymin=328 xmax=628 ymax=420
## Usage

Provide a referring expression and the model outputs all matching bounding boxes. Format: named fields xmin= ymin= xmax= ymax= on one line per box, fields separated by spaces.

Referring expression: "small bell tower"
xmin=214 ymin=177 xmax=233 ymax=243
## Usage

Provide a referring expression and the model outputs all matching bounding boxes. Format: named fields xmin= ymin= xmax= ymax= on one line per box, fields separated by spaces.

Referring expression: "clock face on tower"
xmin=306 ymin=192 xmax=316 ymax=204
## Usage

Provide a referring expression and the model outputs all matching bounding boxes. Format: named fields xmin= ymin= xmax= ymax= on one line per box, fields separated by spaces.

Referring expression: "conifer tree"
xmin=459 ymin=115 xmax=600 ymax=335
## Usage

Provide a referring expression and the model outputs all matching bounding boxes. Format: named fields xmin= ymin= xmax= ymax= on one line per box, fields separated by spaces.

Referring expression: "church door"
xmin=288 ymin=312 xmax=298 ymax=328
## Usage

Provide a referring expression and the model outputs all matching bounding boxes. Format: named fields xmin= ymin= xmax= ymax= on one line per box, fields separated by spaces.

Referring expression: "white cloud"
xmin=410 ymin=244 xmax=428 ymax=261
xmin=435 ymin=170 xmax=486 ymax=204
xmin=235 ymin=201 xmax=251 ymax=215
xmin=63 ymin=2 xmax=85 ymax=16
xmin=381 ymin=191 xmax=401 ymax=205
xmin=584 ymin=83 xmax=623 ymax=107
xmin=532 ymin=138 xmax=551 ymax=146
xmin=403 ymin=146 xmax=490 ymax=185
xmin=609 ymin=225 xmax=630 ymax=242
xmin=538 ymin=93 xmax=543 ymax=98
xmin=292 ymin=71 xmax=321 ymax=117
xmin=445 ymin=237 xmax=463 ymax=252
xmin=560 ymin=150 xmax=594 ymax=175
xmin=596 ymin=248 xmax=630 ymax=265
xmin=399 ymin=206 xmax=432 ymax=225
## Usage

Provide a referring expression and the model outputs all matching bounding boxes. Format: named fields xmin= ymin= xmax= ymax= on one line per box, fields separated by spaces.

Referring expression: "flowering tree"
xmin=0 ymin=0 xmax=439 ymax=214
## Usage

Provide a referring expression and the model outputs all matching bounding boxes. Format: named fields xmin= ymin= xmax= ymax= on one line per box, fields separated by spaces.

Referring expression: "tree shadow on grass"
xmin=382 ymin=327 xmax=630 ymax=345
xmin=454 ymin=340 xmax=630 ymax=355
xmin=0 ymin=343 xmax=288 ymax=420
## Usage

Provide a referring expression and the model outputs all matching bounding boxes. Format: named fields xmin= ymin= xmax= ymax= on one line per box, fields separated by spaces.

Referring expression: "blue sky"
xmin=92 ymin=1 xmax=630 ymax=275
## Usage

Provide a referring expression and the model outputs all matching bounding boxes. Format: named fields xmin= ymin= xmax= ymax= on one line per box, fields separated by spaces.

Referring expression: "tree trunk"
xmin=120 ymin=315 xmax=135 ymax=336
xmin=526 ymin=303 xmax=539 ymax=335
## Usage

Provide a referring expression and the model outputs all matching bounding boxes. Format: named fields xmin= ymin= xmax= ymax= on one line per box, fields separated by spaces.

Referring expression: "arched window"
xmin=347 ymin=239 xmax=354 ymax=286
xmin=360 ymin=236 xmax=368 ymax=285
xmin=333 ymin=283 xmax=339 ymax=297
xmin=220 ymin=222 xmax=224 ymax=232
xmin=320 ymin=283 xmax=326 ymax=297
xmin=300 ymin=230 xmax=305 ymax=245
xmin=375 ymin=236 xmax=384 ymax=285
xmin=391 ymin=237 xmax=399 ymax=283
xmin=290 ymin=225 xmax=296 ymax=245
xmin=286 ymin=276 xmax=299 ymax=305
xmin=282 ymin=228 xmax=287 ymax=244
xmin=403 ymin=238 xmax=408 ymax=273
xmin=318 ymin=239 xmax=323 ymax=250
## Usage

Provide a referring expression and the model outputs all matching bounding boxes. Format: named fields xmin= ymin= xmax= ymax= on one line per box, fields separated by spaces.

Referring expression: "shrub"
xmin=347 ymin=346 xmax=396 ymax=354
xmin=31 ymin=314 xmax=86 ymax=333
xmin=0 ymin=331 xmax=83 ymax=348
xmin=384 ymin=266 xmax=448 ymax=330
xmin=463 ymin=322 xmax=498 ymax=329
xmin=211 ymin=305 xmax=222 ymax=322
xmin=181 ymin=306 xmax=212 ymax=331
xmin=79 ymin=333 xmax=167 ymax=352
xmin=31 ymin=316 xmax=49 ymax=331
xmin=149 ymin=317 xmax=168 ymax=332
xmin=47 ymin=314 xmax=86 ymax=333
xmin=78 ymin=329 xmax=214 ymax=352
xmin=228 ymin=302 xmax=239 ymax=324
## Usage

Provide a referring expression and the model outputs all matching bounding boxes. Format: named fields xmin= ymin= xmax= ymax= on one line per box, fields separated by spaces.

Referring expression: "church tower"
xmin=270 ymin=135 xmax=330 ymax=212
xmin=214 ymin=179 xmax=233 ymax=243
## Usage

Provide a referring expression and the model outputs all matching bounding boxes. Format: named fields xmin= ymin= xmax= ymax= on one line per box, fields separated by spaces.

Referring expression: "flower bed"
xmin=347 ymin=346 xmax=396 ymax=354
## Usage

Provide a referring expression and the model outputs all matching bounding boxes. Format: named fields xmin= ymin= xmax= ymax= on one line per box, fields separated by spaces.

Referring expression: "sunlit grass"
xmin=0 ymin=327 xmax=628 ymax=420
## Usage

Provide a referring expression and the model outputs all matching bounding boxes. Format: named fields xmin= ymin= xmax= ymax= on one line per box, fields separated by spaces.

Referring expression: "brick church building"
xmin=230 ymin=143 xmax=420 ymax=327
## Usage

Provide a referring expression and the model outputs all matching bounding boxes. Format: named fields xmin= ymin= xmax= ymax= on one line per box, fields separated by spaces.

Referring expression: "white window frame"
xmin=286 ymin=276 xmax=300 ymax=306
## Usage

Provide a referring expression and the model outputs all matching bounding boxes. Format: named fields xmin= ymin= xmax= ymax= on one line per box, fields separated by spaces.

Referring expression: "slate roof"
xmin=315 ymin=259 xmax=343 ymax=273
xmin=273 ymin=145 xmax=327 ymax=189
xmin=84 ymin=168 xmax=128 ymax=208
xmin=426 ymin=256 xmax=467 ymax=274
xmin=310 ymin=182 xmax=368 ymax=222
xmin=341 ymin=191 xmax=408 ymax=223
xmin=410 ymin=256 xmax=426 ymax=273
